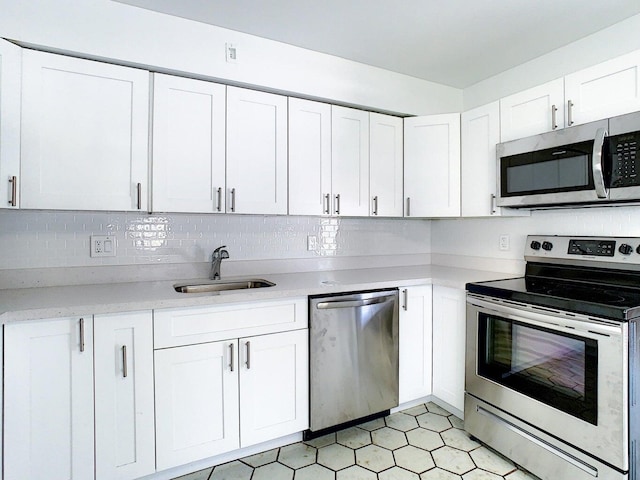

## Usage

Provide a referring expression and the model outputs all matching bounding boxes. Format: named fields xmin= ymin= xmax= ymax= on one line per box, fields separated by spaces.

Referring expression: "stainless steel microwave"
xmin=496 ymin=111 xmax=640 ymax=208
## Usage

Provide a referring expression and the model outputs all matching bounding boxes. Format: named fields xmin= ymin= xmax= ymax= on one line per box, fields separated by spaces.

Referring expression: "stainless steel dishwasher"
xmin=307 ymin=289 xmax=399 ymax=436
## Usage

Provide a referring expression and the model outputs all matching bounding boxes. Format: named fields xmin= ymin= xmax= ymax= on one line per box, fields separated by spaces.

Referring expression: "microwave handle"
xmin=592 ymin=127 xmax=608 ymax=199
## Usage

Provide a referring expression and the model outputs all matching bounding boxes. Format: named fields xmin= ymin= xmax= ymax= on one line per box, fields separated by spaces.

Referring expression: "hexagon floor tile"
xmin=171 ymin=403 xmax=542 ymax=480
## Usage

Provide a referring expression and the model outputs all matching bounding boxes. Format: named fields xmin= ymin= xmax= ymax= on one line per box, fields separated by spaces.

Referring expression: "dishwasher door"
xmin=309 ymin=289 xmax=399 ymax=433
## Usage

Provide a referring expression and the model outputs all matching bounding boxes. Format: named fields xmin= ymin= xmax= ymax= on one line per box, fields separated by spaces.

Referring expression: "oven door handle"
xmin=467 ymin=295 xmax=621 ymax=338
xmin=592 ymin=127 xmax=608 ymax=199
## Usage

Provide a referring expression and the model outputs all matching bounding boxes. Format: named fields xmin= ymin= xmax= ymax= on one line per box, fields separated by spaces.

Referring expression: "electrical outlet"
xmin=499 ymin=234 xmax=510 ymax=251
xmin=307 ymin=235 xmax=318 ymax=251
xmin=226 ymin=43 xmax=238 ymax=63
xmin=91 ymin=235 xmax=116 ymax=257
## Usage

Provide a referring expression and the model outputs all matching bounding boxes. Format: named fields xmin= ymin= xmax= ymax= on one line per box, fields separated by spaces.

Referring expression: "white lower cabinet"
xmin=431 ymin=285 xmax=467 ymax=414
xmin=155 ymin=329 xmax=308 ymax=470
xmin=154 ymin=340 xmax=240 ymax=470
xmin=239 ymin=329 xmax=309 ymax=447
xmin=4 ymin=317 xmax=95 ymax=480
xmin=398 ymin=285 xmax=433 ymax=404
xmin=4 ymin=312 xmax=154 ymax=480
xmin=94 ymin=311 xmax=155 ymax=480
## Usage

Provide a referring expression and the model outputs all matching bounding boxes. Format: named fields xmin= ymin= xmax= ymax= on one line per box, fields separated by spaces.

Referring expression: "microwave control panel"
xmin=609 ymin=132 xmax=639 ymax=187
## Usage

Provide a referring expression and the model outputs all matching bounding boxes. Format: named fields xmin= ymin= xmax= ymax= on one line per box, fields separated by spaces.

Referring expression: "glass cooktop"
xmin=467 ymin=275 xmax=640 ymax=321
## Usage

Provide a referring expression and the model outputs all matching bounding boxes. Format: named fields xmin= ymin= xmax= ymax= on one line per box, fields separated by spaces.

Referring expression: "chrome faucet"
xmin=210 ymin=246 xmax=230 ymax=280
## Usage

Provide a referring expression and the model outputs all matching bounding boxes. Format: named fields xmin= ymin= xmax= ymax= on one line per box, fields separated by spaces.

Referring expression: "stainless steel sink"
xmin=173 ymin=278 xmax=275 ymax=294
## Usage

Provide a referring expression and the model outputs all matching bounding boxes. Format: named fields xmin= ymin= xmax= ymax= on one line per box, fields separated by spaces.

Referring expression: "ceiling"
xmin=115 ymin=0 xmax=640 ymax=88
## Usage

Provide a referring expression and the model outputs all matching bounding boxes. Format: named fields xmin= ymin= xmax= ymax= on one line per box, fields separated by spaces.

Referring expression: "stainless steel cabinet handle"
xmin=567 ymin=100 xmax=574 ymax=126
xmin=592 ymin=127 xmax=609 ymax=199
xmin=229 ymin=342 xmax=234 ymax=372
xmin=402 ymin=289 xmax=408 ymax=311
xmin=324 ymin=193 xmax=330 ymax=214
xmin=230 ymin=188 xmax=236 ymax=212
xmin=122 ymin=345 xmax=128 ymax=378
xmin=136 ymin=183 xmax=142 ymax=210
xmin=406 ymin=197 xmax=411 ymax=217
xmin=334 ymin=194 xmax=340 ymax=215
xmin=373 ymin=196 xmax=378 ymax=216
xmin=79 ymin=318 xmax=85 ymax=353
xmin=551 ymin=105 xmax=558 ymax=130
xmin=317 ymin=295 xmax=396 ymax=309
xmin=216 ymin=187 xmax=222 ymax=212
xmin=245 ymin=341 xmax=251 ymax=369
xmin=8 ymin=176 xmax=17 ymax=206
xmin=490 ymin=194 xmax=497 ymax=215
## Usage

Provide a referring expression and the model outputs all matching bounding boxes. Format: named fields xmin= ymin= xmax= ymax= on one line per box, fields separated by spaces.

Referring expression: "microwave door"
xmin=496 ymin=119 xmax=609 ymax=208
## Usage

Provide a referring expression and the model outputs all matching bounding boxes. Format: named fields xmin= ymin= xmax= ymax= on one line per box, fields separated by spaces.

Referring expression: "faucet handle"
xmin=212 ymin=245 xmax=228 ymax=258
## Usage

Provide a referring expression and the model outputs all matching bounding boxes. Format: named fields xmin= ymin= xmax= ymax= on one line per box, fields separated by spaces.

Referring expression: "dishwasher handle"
xmin=316 ymin=295 xmax=396 ymax=309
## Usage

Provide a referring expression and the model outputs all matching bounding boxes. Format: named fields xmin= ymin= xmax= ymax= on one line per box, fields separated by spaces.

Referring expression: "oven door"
xmin=465 ymin=295 xmax=628 ymax=471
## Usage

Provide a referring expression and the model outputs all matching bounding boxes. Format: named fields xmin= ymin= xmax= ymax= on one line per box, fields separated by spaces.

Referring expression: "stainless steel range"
xmin=465 ymin=236 xmax=640 ymax=480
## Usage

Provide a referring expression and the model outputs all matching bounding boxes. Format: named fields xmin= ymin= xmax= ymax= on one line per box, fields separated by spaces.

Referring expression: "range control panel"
xmin=525 ymin=235 xmax=640 ymax=267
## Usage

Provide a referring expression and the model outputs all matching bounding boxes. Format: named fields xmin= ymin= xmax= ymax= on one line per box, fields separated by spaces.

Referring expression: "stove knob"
xmin=530 ymin=241 xmax=541 ymax=250
xmin=542 ymin=241 xmax=553 ymax=251
xmin=637 ymin=245 xmax=640 ymax=255
xmin=619 ymin=244 xmax=633 ymax=255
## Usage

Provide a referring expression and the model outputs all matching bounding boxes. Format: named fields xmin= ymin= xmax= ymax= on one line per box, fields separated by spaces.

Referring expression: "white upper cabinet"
xmin=20 ymin=50 xmax=150 ymax=211
xmin=0 ymin=39 xmax=21 ymax=209
xmin=404 ymin=114 xmax=461 ymax=218
xmin=564 ymin=50 xmax=640 ymax=127
xmin=500 ymin=50 xmax=640 ymax=142
xmin=500 ymin=78 xmax=564 ymax=142
xmin=331 ymin=105 xmax=370 ymax=216
xmin=370 ymin=113 xmax=403 ymax=217
xmin=5 ymin=317 xmax=95 ymax=480
xmin=94 ymin=311 xmax=155 ymax=480
xmin=462 ymin=102 xmax=500 ymax=217
xmin=152 ymin=74 xmax=226 ymax=213
xmin=226 ymin=86 xmax=288 ymax=215
xmin=288 ymin=98 xmax=332 ymax=216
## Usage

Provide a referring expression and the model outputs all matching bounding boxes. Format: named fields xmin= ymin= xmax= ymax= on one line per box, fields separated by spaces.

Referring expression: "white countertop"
xmin=0 ymin=264 xmax=514 ymax=323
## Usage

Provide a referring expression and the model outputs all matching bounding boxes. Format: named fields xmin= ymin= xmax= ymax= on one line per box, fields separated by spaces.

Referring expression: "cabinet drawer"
xmin=154 ymin=297 xmax=308 ymax=348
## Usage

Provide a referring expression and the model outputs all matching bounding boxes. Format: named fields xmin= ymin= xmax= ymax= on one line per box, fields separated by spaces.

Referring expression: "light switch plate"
xmin=91 ymin=235 xmax=116 ymax=257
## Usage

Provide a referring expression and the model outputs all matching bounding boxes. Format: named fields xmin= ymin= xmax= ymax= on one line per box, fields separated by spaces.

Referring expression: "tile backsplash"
xmin=0 ymin=211 xmax=431 ymax=270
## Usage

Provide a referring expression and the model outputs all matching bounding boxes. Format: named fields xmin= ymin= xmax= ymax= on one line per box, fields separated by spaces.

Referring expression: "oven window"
xmin=477 ymin=313 xmax=598 ymax=425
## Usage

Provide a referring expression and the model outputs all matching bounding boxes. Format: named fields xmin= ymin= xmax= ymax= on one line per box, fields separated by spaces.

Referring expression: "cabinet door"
xmin=94 ymin=311 xmax=155 ymax=480
xmin=404 ymin=114 xmax=460 ymax=218
xmin=370 ymin=113 xmax=403 ymax=217
xmin=288 ymin=98 xmax=332 ymax=216
xmin=432 ymin=286 xmax=466 ymax=414
xmin=20 ymin=50 xmax=149 ymax=211
xmin=462 ymin=102 xmax=501 ymax=217
xmin=152 ymin=74 xmax=226 ymax=213
xmin=0 ymin=39 xmax=21 ymax=209
xmin=239 ymin=329 xmax=309 ymax=447
xmin=398 ymin=285 xmax=432 ymax=404
xmin=4 ymin=317 xmax=94 ymax=480
xmin=499 ymin=78 xmax=564 ymax=142
xmin=565 ymin=50 xmax=640 ymax=126
xmin=154 ymin=340 xmax=239 ymax=470
xmin=331 ymin=106 xmax=370 ymax=216
xmin=226 ymin=86 xmax=287 ymax=214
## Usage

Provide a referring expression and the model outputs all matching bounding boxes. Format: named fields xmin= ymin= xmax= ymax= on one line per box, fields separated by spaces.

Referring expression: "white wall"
xmin=0 ymin=211 xmax=431 ymax=270
xmin=464 ymin=13 xmax=640 ymax=110
xmin=0 ymin=0 xmax=461 ymax=115
xmin=432 ymin=205 xmax=640 ymax=264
